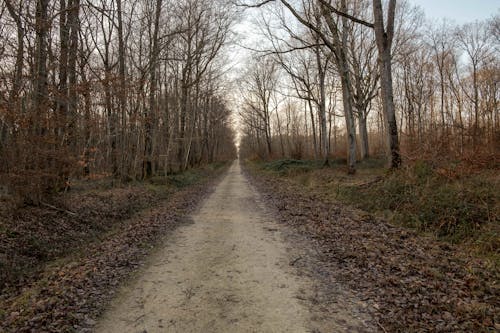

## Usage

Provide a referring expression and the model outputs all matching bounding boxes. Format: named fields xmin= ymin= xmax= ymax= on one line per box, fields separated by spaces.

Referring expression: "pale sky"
xmin=411 ymin=0 xmax=499 ymax=23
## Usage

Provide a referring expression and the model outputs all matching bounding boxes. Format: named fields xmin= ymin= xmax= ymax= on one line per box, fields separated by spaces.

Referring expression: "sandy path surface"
xmin=96 ymin=161 xmax=371 ymax=333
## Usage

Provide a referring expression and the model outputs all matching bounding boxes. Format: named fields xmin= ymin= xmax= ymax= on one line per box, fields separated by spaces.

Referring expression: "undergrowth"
xmin=262 ymin=159 xmax=320 ymax=175
xmin=338 ymin=164 xmax=498 ymax=247
xmin=149 ymin=162 xmax=227 ymax=188
xmin=253 ymin=158 xmax=499 ymax=261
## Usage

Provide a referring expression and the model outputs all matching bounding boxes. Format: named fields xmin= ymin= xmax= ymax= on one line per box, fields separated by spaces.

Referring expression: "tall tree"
xmin=372 ymin=0 xmax=400 ymax=168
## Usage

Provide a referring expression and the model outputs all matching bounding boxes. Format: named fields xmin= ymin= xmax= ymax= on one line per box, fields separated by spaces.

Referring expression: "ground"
xmin=96 ymin=161 xmax=373 ymax=332
xmin=1 ymin=160 xmax=498 ymax=332
xmin=245 ymin=160 xmax=498 ymax=332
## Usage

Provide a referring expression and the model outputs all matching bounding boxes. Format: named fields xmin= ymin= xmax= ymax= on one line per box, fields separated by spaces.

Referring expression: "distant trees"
xmin=394 ymin=15 xmax=498 ymax=156
xmin=0 ymin=0 xmax=237 ymax=202
xmin=239 ymin=0 xmax=498 ymax=171
xmin=346 ymin=0 xmax=378 ymax=160
xmin=240 ymin=58 xmax=279 ymax=158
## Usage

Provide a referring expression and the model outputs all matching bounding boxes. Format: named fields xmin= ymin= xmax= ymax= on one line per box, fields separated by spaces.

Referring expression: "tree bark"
xmin=316 ymin=43 xmax=329 ymax=164
xmin=116 ymin=0 xmax=127 ymax=177
xmin=145 ymin=0 xmax=163 ymax=178
xmin=58 ymin=0 xmax=69 ymax=139
xmin=358 ymin=114 xmax=369 ymax=159
xmin=34 ymin=0 xmax=50 ymax=135
xmin=373 ymin=0 xmax=401 ymax=169
xmin=67 ymin=0 xmax=80 ymax=148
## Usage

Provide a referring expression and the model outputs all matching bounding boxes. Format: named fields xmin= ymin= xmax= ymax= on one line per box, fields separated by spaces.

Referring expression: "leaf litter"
xmin=245 ymin=166 xmax=499 ymax=332
xmin=0 ymin=169 xmax=225 ymax=332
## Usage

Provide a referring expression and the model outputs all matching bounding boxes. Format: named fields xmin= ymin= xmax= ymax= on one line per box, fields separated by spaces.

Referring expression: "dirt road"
xmin=96 ymin=161 xmax=372 ymax=333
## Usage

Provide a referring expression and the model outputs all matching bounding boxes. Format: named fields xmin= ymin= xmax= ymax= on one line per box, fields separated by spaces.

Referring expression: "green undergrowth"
xmin=261 ymin=159 xmax=321 ymax=175
xmin=251 ymin=158 xmax=499 ymax=263
xmin=148 ymin=170 xmax=202 ymax=189
xmin=150 ymin=162 xmax=226 ymax=188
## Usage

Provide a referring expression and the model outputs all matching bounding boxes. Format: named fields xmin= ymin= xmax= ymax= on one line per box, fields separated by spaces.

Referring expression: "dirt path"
xmin=96 ymin=161 xmax=372 ymax=333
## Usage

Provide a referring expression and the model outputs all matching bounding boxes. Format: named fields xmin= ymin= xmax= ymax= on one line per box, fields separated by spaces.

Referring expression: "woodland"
xmin=0 ymin=0 xmax=237 ymax=203
xmin=236 ymin=0 xmax=499 ymax=246
xmin=0 ymin=0 xmax=497 ymax=201
xmin=239 ymin=1 xmax=498 ymax=171
xmin=0 ymin=0 xmax=498 ymax=332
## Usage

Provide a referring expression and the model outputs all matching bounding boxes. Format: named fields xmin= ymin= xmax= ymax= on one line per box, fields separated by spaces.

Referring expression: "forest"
xmin=0 ymin=0 xmax=237 ymax=203
xmin=238 ymin=1 xmax=498 ymax=172
xmin=236 ymin=0 xmax=499 ymax=250
xmin=0 ymin=0 xmax=498 ymax=332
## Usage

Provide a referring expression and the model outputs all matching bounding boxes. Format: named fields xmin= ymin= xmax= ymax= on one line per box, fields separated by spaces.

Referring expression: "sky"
xmin=234 ymin=0 xmax=500 ymax=55
xmin=411 ymin=0 xmax=499 ymax=23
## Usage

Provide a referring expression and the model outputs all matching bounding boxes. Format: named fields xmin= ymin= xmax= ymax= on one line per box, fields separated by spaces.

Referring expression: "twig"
xmin=40 ymin=202 xmax=77 ymax=216
xmin=290 ymin=256 xmax=302 ymax=266
xmin=377 ymin=320 xmax=388 ymax=333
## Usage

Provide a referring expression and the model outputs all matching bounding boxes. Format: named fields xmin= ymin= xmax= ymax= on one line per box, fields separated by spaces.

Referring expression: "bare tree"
xmin=456 ymin=20 xmax=493 ymax=146
xmin=240 ymin=58 xmax=279 ymax=158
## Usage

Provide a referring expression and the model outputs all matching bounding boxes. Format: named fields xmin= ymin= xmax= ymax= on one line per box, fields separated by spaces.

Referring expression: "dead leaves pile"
xmin=247 ymin=168 xmax=499 ymax=332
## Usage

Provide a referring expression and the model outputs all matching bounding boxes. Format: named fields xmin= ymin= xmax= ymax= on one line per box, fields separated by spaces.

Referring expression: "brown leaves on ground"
xmin=0 ymin=171 xmax=222 ymax=333
xmin=0 ymin=186 xmax=161 ymax=292
xmin=245 ymin=167 xmax=499 ymax=332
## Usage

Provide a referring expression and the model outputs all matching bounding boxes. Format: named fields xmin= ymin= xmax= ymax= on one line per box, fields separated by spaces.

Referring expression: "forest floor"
xmin=0 ymin=163 xmax=228 ymax=332
xmin=1 ymin=159 xmax=498 ymax=332
xmin=245 ymin=158 xmax=498 ymax=332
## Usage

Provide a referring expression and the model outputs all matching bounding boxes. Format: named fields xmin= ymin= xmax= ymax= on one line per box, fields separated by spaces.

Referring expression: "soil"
xmin=96 ymin=161 xmax=374 ymax=333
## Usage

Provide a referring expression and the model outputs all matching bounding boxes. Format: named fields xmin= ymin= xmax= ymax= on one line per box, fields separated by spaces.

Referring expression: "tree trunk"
xmin=316 ymin=45 xmax=329 ymax=164
xmin=58 ymin=0 xmax=69 ymax=139
xmin=5 ymin=0 xmax=24 ymax=106
xmin=340 ymin=72 xmax=357 ymax=174
xmin=3 ymin=0 xmax=25 ymax=152
xmin=307 ymin=98 xmax=318 ymax=159
xmin=34 ymin=0 xmax=49 ymax=132
xmin=116 ymin=0 xmax=127 ymax=178
xmin=320 ymin=0 xmax=357 ymax=173
xmin=373 ymin=0 xmax=401 ymax=169
xmin=67 ymin=0 xmax=80 ymax=148
xmin=144 ymin=0 xmax=162 ymax=179
xmin=276 ymin=108 xmax=285 ymax=157
xmin=359 ymin=114 xmax=369 ymax=159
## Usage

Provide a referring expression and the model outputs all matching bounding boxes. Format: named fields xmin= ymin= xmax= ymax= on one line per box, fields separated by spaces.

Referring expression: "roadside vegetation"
xmin=249 ymin=158 xmax=499 ymax=264
xmin=245 ymin=158 xmax=499 ymax=331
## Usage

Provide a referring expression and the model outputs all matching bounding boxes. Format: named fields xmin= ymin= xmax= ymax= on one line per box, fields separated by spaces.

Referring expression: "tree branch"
xmin=317 ymin=0 xmax=374 ymax=28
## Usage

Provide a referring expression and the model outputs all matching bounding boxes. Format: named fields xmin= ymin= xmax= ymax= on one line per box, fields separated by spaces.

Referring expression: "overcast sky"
xmin=411 ymin=0 xmax=499 ymax=23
